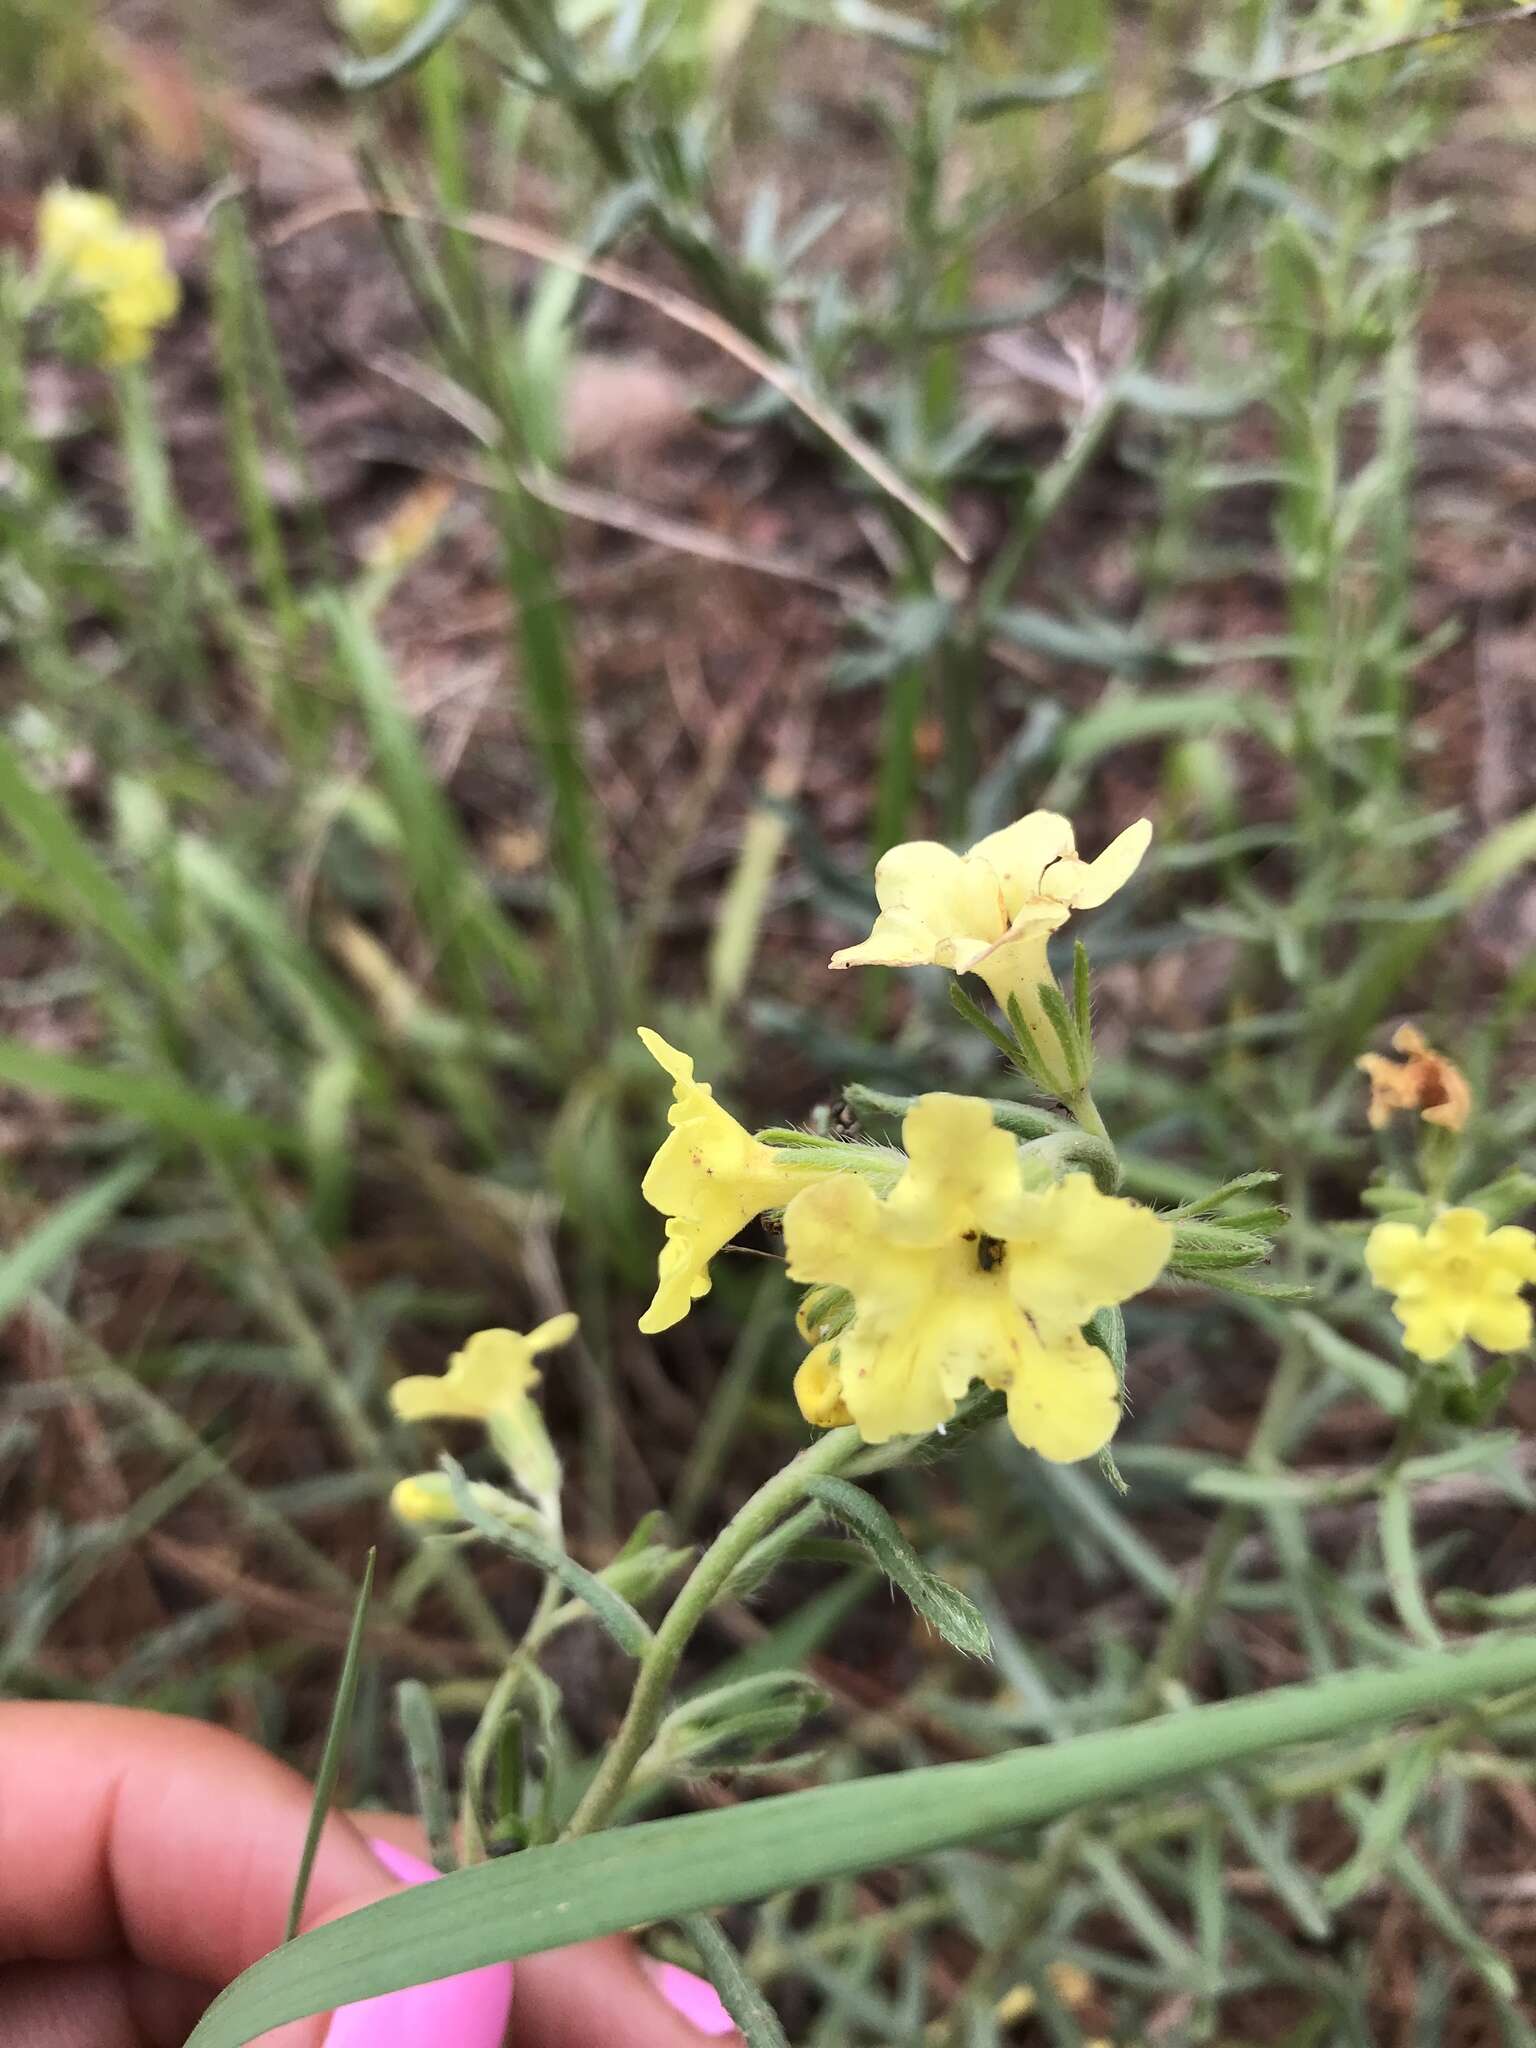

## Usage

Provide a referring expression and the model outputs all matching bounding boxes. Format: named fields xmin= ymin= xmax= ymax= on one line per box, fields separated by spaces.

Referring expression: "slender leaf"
xmin=187 ymin=1632 xmax=1536 ymax=2047
xmin=806 ymin=1476 xmax=991 ymax=1659
xmin=284 ymin=1551 xmax=376 ymax=1940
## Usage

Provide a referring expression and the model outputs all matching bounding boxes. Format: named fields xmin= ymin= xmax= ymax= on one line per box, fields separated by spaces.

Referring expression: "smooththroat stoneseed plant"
xmin=182 ymin=813 xmax=1536 ymax=2048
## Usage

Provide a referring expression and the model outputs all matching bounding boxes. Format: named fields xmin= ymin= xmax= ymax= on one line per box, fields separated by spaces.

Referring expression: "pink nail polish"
xmin=322 ymin=1839 xmax=514 ymax=2048
xmin=646 ymin=1957 xmax=738 ymax=2036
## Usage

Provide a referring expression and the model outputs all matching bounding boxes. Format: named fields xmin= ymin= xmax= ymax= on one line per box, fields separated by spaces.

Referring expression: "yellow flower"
xmin=783 ymin=1094 xmax=1170 ymax=1459
xmin=391 ymin=1316 xmax=577 ymax=1422
xmin=390 ymin=1472 xmax=540 ymax=1530
xmin=390 ymin=1473 xmax=463 ymax=1525
xmin=793 ymin=1350 xmax=853 ymax=1428
xmin=36 ymin=185 xmax=179 ymax=365
xmin=1366 ymin=1209 xmax=1536 ymax=1363
xmin=336 ymin=0 xmax=430 ymax=48
xmin=829 ymin=812 xmax=1151 ymax=1086
xmin=637 ymin=1027 xmax=817 ymax=1334
xmin=1357 ymin=1023 xmax=1470 ymax=1133
xmin=392 ymin=1318 xmax=574 ymax=1515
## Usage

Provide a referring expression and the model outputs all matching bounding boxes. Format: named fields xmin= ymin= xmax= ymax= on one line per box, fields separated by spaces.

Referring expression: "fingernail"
xmin=321 ymin=1839 xmax=514 ymax=2048
xmin=643 ymin=1956 xmax=738 ymax=2036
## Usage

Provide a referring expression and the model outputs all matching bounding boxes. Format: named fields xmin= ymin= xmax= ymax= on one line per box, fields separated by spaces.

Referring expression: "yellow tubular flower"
xmin=390 ymin=1316 xmax=577 ymax=1422
xmin=392 ymin=1319 xmax=573 ymax=1517
xmin=829 ymin=812 xmax=1151 ymax=1083
xmin=36 ymin=185 xmax=179 ymax=365
xmin=783 ymin=1094 xmax=1171 ymax=1460
xmin=1357 ymin=1023 xmax=1471 ymax=1133
xmin=1366 ymin=1210 xmax=1536 ymax=1363
xmin=637 ymin=1027 xmax=817 ymax=1333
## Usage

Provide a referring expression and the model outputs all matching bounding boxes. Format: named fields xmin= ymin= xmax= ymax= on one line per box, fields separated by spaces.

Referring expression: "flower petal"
xmin=887 ymin=1093 xmax=1028 ymax=1245
xmin=1000 ymin=1328 xmax=1119 ymax=1463
xmin=830 ymin=841 xmax=1007 ymax=972
xmin=1487 ymin=1225 xmax=1536 ymax=1287
xmin=1466 ymin=1294 xmax=1533 ymax=1354
xmin=1364 ymin=1221 xmax=1425 ymax=1293
xmin=1040 ymin=817 xmax=1153 ymax=911
xmin=967 ymin=812 xmax=1077 ymax=911
xmin=1005 ymin=1174 xmax=1172 ymax=1327
xmin=526 ymin=1311 xmax=580 ymax=1355
xmin=637 ymin=1025 xmax=694 ymax=1085
xmin=1427 ymin=1208 xmax=1490 ymax=1253
xmin=1397 ymin=1303 xmax=1462 ymax=1363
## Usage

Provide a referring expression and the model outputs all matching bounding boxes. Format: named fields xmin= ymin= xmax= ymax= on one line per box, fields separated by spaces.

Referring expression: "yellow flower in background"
xmin=390 ymin=1472 xmax=541 ymax=1530
xmin=783 ymin=1094 xmax=1170 ymax=1459
xmin=391 ymin=1317 xmax=577 ymax=1422
xmin=392 ymin=1318 xmax=574 ymax=1517
xmin=637 ymin=1027 xmax=817 ymax=1333
xmin=829 ymin=812 xmax=1151 ymax=1085
xmin=36 ymin=185 xmax=179 ymax=365
xmin=390 ymin=1474 xmax=465 ymax=1526
xmin=1366 ymin=1209 xmax=1536 ymax=1362
xmin=1357 ymin=1023 xmax=1470 ymax=1133
xmin=336 ymin=0 xmax=429 ymax=49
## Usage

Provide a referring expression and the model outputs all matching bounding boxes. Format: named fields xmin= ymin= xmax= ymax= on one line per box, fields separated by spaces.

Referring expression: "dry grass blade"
xmin=268 ymin=196 xmax=971 ymax=561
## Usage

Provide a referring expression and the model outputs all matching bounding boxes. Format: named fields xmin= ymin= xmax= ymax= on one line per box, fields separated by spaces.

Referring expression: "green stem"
xmin=459 ymin=1577 xmax=565 ymax=1858
xmin=1064 ymin=1087 xmax=1111 ymax=1146
xmin=562 ymin=1426 xmax=863 ymax=1839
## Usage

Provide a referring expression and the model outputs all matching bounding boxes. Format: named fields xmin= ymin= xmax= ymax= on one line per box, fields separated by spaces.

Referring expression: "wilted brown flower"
xmin=1357 ymin=1023 xmax=1471 ymax=1133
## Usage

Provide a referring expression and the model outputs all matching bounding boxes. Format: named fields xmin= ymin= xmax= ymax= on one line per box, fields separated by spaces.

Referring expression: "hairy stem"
xmin=562 ymin=1426 xmax=862 ymax=1839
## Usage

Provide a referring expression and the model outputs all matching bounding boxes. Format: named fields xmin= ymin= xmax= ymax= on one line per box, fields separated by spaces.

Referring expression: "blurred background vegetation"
xmin=3 ymin=0 xmax=1536 ymax=2040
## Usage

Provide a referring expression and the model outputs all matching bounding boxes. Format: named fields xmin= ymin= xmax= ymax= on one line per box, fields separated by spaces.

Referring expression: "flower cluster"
xmin=785 ymin=1094 xmax=1170 ymax=1459
xmin=1366 ymin=1210 xmax=1536 ymax=1364
xmin=634 ymin=815 xmax=1174 ymax=1463
xmin=35 ymin=186 xmax=179 ymax=366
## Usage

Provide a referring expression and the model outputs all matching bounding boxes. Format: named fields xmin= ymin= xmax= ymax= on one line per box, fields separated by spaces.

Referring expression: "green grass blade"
xmin=682 ymin=1913 xmax=790 ymax=2048
xmin=0 ymin=1154 xmax=155 ymax=1324
xmin=284 ymin=1550 xmax=377 ymax=1941
xmin=0 ymin=1038 xmax=298 ymax=1153
xmin=186 ymin=1630 xmax=1536 ymax=2047
xmin=0 ymin=730 xmax=176 ymax=992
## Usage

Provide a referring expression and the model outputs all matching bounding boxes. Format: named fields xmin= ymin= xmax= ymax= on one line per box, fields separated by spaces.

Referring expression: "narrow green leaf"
xmin=681 ymin=1915 xmax=790 ymax=2048
xmin=806 ymin=1476 xmax=991 ymax=1659
xmin=0 ymin=1039 xmax=298 ymax=1154
xmin=1290 ymin=1312 xmax=1407 ymax=1411
xmin=0 ymin=729 xmax=176 ymax=991
xmin=284 ymin=1551 xmax=376 ymax=1940
xmin=1071 ymin=941 xmax=1092 ymax=1052
xmin=1207 ymin=1775 xmax=1331 ymax=1940
xmin=1379 ymin=1483 xmax=1443 ymax=1650
xmin=1086 ymin=1305 xmax=1127 ymax=1395
xmin=0 ymin=1154 xmax=155 ymax=1324
xmin=1321 ymin=1739 xmax=1439 ymax=1909
xmin=951 ymin=982 xmax=1031 ymax=1073
xmin=1169 ymin=1171 xmax=1282 ymax=1219
xmin=447 ymin=1466 xmax=653 ymax=1657
xmin=187 ymin=1631 xmax=1536 ymax=2047
xmin=1035 ymin=981 xmax=1087 ymax=1088
xmin=397 ymin=1678 xmax=456 ymax=1872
